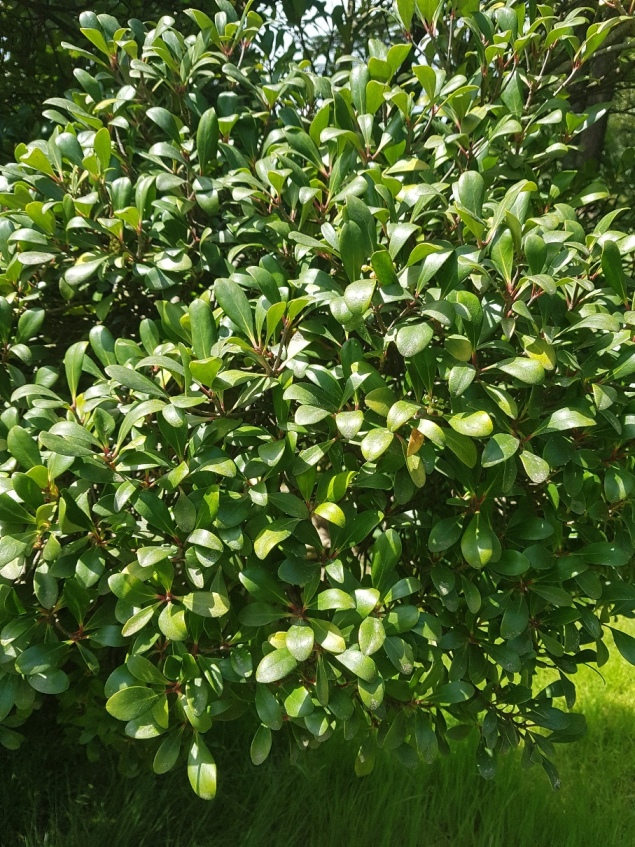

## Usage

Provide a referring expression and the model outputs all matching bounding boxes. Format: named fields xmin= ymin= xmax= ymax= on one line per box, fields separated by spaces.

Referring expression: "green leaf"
xmin=444 ymin=430 xmax=477 ymax=468
xmin=340 ymin=221 xmax=367 ymax=283
xmin=350 ymin=64 xmax=370 ymax=113
xmin=20 ymin=147 xmax=55 ymax=176
xmin=127 ymin=655 xmax=167 ymax=686
xmin=147 ymin=107 xmax=181 ymax=144
xmin=182 ymin=591 xmax=230 ymax=619
xmin=313 ymin=501 xmax=346 ymax=527
xmin=371 ymin=529 xmax=402 ymax=591
xmin=396 ymin=0 xmax=415 ymax=29
xmin=610 ymin=627 xmax=635 ymax=666
xmin=519 ymin=450 xmax=550 ymax=484
xmin=449 ymin=363 xmax=476 ymax=396
xmin=254 ymin=519 xmax=300 ymax=559
xmin=344 ymin=279 xmax=376 ymax=316
xmin=491 ymin=229 xmax=514 ymax=283
xmin=65 ymin=257 xmax=107 ymax=287
xmin=482 ymin=434 xmax=519 ymax=467
xmin=7 ymin=426 xmax=42 ymax=469
xmin=153 ymin=730 xmax=182 ymax=774
xmin=500 ymin=69 xmax=523 ymax=116
xmin=534 ymin=408 xmax=596 ymax=434
xmin=389 ymin=223 xmax=418 ymax=259
xmin=256 ymin=648 xmax=298 ymax=683
xmin=0 ymin=536 xmax=27 ymax=568
xmin=106 ymin=686 xmax=161 ymax=721
xmin=310 ymin=619 xmax=346 ymax=654
xmin=16 ymin=308 xmax=45 ymax=343
xmin=530 ymin=585 xmax=572 ymax=607
xmin=461 ymin=514 xmax=495 ymax=568
xmin=501 ymin=593 xmax=529 ymax=640
xmin=387 ymin=400 xmax=419 ymax=432
xmin=284 ymin=685 xmax=313 ymax=718
xmin=338 ymin=509 xmax=383 ymax=549
xmin=359 ymin=617 xmax=385 ymax=656
xmin=365 ymin=387 xmax=398 ymax=416
xmin=0 ymin=493 xmax=35 ymax=524
xmin=461 ymin=576 xmax=481 ymax=614
xmin=371 ymin=250 xmax=399 ymax=286
xmin=94 ymin=127 xmax=112 ymax=170
xmin=286 ymin=624 xmax=315 ymax=661
xmin=355 ymin=587 xmax=380 ymax=618
xmin=335 ymin=648 xmax=378 ymax=682
xmin=121 ymin=605 xmax=158 ymax=637
xmin=497 ymin=358 xmax=545 ymax=384
xmin=239 ymin=603 xmax=285 ymax=627
xmin=361 ymin=428 xmax=394 ymax=461
xmin=316 ymin=588 xmax=356 ymax=611
xmin=578 ymin=542 xmax=630 ymax=568
xmin=457 ymin=170 xmax=484 ymax=217
xmin=602 ymin=240 xmax=626 ymax=301
xmin=190 ymin=357 xmax=222 ymax=388
xmin=108 ymin=573 xmax=158 ymax=605
xmin=448 ymin=411 xmax=493 ymax=438
xmin=215 ymin=278 xmax=255 ymax=343
xmin=430 ymin=681 xmax=474 ymax=705
xmin=105 ymin=365 xmax=167 ymax=398
xmin=189 ymin=300 xmax=216 ymax=360
xmin=15 ymin=643 xmax=66 ymax=676
xmin=197 ymin=108 xmax=219 ymax=174
xmin=158 ymin=604 xmax=188 ymax=641
xmin=384 ymin=635 xmax=414 ymax=675
xmin=188 ymin=736 xmax=217 ymax=800
xmin=64 ymin=341 xmax=87 ymax=401
xmin=525 ymin=233 xmax=546 ymax=274
xmin=259 ymin=441 xmax=286 ymax=467
xmin=297 ymin=405 xmax=331 ymax=426
xmin=335 ymin=411 xmax=364 ymax=440
xmin=255 ymin=684 xmax=284 ymax=730
xmin=428 ymin=516 xmax=463 ymax=553
xmin=250 ymin=725 xmax=272 ymax=766
xmin=29 ymin=669 xmax=70 ymax=694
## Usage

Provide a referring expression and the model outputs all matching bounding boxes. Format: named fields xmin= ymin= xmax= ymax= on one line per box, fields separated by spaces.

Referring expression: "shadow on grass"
xmin=3 ymin=695 xmax=635 ymax=847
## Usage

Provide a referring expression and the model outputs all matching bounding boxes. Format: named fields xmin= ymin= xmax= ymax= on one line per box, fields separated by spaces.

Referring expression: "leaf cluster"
xmin=0 ymin=0 xmax=634 ymax=796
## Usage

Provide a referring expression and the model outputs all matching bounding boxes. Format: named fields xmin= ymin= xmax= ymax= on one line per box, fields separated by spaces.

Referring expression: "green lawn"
xmin=3 ymin=630 xmax=635 ymax=847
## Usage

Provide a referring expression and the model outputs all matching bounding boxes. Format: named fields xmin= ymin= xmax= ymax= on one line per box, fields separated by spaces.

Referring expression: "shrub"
xmin=1 ymin=1 xmax=634 ymax=798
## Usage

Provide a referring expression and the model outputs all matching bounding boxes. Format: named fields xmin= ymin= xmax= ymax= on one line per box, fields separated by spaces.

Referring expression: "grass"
xmin=3 ymin=632 xmax=635 ymax=847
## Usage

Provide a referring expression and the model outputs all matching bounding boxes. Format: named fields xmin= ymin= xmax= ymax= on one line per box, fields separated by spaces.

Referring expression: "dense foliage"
xmin=1 ymin=1 xmax=635 ymax=799
xmin=0 ymin=0 xmax=395 ymax=161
